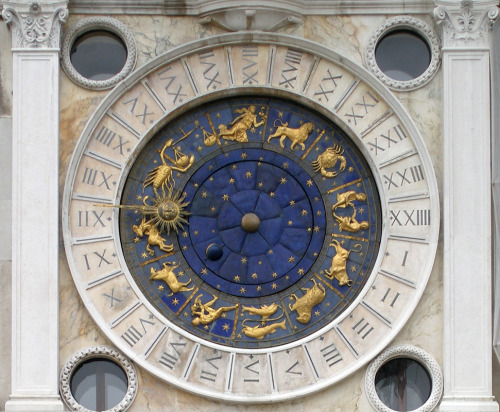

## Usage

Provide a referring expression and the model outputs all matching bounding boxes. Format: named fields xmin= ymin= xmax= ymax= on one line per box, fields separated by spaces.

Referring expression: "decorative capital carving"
xmin=2 ymin=1 xmax=69 ymax=49
xmin=434 ymin=0 xmax=499 ymax=48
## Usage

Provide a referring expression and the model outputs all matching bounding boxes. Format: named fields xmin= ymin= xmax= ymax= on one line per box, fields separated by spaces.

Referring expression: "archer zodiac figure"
xmin=143 ymin=138 xmax=195 ymax=196
xmin=217 ymin=105 xmax=267 ymax=143
xmin=191 ymin=294 xmax=239 ymax=326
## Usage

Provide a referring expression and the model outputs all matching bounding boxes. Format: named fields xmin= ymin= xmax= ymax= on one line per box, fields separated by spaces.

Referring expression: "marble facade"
xmin=0 ymin=0 xmax=499 ymax=411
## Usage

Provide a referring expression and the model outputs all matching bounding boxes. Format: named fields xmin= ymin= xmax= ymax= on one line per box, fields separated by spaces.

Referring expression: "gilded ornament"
xmin=332 ymin=190 xmax=370 ymax=233
xmin=132 ymin=215 xmax=173 ymax=255
xmin=191 ymin=294 xmax=239 ymax=326
xmin=324 ymin=240 xmax=362 ymax=286
xmin=311 ymin=144 xmax=347 ymax=178
xmin=149 ymin=262 xmax=194 ymax=296
xmin=242 ymin=303 xmax=279 ymax=324
xmin=289 ymin=278 xmax=326 ymax=324
xmin=241 ymin=319 xmax=286 ymax=339
xmin=267 ymin=120 xmax=314 ymax=150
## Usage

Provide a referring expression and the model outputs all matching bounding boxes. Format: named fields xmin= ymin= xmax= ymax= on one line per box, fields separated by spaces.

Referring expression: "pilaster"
xmin=2 ymin=1 xmax=67 ymax=411
xmin=434 ymin=0 xmax=499 ymax=411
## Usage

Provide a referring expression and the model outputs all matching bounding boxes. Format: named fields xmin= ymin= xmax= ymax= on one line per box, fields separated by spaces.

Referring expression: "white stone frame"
xmin=365 ymin=16 xmax=441 ymax=91
xmin=61 ymin=16 xmax=137 ymax=90
xmin=365 ymin=345 xmax=443 ymax=412
xmin=60 ymin=346 xmax=138 ymax=412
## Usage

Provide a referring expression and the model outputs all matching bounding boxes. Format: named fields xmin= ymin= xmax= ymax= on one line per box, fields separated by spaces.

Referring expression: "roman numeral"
xmin=313 ymin=69 xmax=343 ymax=102
xmin=242 ymin=45 xmax=258 ymax=85
xmin=102 ymin=288 xmax=122 ymax=308
xmin=123 ymin=97 xmax=155 ymax=125
xmin=383 ymin=165 xmax=425 ymax=189
xmin=381 ymin=288 xmax=401 ymax=308
xmin=198 ymin=50 xmax=221 ymax=90
xmin=78 ymin=210 xmax=107 ymax=227
xmin=83 ymin=249 xmax=114 ymax=270
xmin=368 ymin=124 xmax=407 ymax=155
xmin=94 ymin=126 xmax=130 ymax=155
xmin=157 ymin=66 xmax=187 ymax=104
xmin=81 ymin=167 xmax=114 ymax=190
xmin=279 ymin=49 xmax=302 ymax=89
xmin=158 ymin=340 xmax=187 ymax=369
xmin=344 ymin=91 xmax=379 ymax=125
xmin=390 ymin=209 xmax=431 ymax=226
xmin=352 ymin=317 xmax=374 ymax=339
xmin=285 ymin=360 xmax=302 ymax=375
xmin=120 ymin=317 xmax=156 ymax=347
xmin=320 ymin=343 xmax=343 ymax=367
xmin=243 ymin=359 xmax=260 ymax=382
xmin=200 ymin=354 xmax=222 ymax=382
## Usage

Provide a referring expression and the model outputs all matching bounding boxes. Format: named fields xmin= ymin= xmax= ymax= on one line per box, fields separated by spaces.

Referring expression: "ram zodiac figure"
xmin=267 ymin=120 xmax=315 ymax=150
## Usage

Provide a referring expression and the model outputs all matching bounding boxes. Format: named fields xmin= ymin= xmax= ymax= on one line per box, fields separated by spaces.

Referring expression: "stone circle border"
xmin=365 ymin=345 xmax=443 ymax=412
xmin=365 ymin=16 xmax=441 ymax=91
xmin=61 ymin=17 xmax=137 ymax=90
xmin=60 ymin=346 xmax=138 ymax=412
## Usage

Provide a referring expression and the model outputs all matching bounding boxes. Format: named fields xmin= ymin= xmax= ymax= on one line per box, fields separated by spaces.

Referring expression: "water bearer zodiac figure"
xmin=217 ymin=105 xmax=267 ymax=143
xmin=332 ymin=190 xmax=370 ymax=233
xmin=143 ymin=138 xmax=195 ymax=197
xmin=191 ymin=294 xmax=239 ymax=326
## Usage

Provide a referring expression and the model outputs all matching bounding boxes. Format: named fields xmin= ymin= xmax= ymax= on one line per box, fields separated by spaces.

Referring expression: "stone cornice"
xmin=2 ymin=1 xmax=68 ymax=49
xmin=434 ymin=0 xmax=499 ymax=48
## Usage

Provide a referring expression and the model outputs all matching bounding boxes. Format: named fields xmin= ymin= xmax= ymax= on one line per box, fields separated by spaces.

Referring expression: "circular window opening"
xmin=375 ymin=30 xmax=431 ymax=82
xmin=70 ymin=31 xmax=127 ymax=81
xmin=375 ymin=358 xmax=432 ymax=411
xmin=70 ymin=358 xmax=128 ymax=411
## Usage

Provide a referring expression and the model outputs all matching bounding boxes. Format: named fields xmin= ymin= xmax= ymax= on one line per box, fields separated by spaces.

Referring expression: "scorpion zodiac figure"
xmin=143 ymin=138 xmax=195 ymax=196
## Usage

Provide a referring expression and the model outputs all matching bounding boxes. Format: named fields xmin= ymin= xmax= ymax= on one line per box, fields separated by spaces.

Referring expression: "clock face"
xmin=119 ymin=97 xmax=381 ymax=349
xmin=63 ymin=34 xmax=439 ymax=402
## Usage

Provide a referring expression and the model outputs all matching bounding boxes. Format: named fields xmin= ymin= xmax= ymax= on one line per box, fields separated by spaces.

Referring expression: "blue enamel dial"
xmin=120 ymin=97 xmax=381 ymax=349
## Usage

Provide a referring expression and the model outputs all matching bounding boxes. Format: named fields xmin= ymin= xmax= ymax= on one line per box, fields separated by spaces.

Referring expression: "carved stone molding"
xmin=60 ymin=346 xmax=138 ymax=412
xmin=2 ymin=1 xmax=68 ymax=49
xmin=198 ymin=8 xmax=302 ymax=32
xmin=434 ymin=0 xmax=499 ymax=48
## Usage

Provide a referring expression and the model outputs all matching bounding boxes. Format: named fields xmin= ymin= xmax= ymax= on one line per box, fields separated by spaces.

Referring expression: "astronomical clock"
xmin=63 ymin=33 xmax=439 ymax=402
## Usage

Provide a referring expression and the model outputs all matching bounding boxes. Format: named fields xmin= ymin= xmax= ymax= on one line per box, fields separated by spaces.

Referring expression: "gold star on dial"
xmin=298 ymin=268 xmax=304 ymax=275
xmin=272 ymin=272 xmax=278 ymax=278
xmin=223 ymin=324 xmax=230 ymax=331
xmin=229 ymin=178 xmax=235 ymax=184
xmin=280 ymin=177 xmax=287 ymax=184
xmin=234 ymin=275 xmax=240 ymax=282
xmin=288 ymin=256 xmax=295 ymax=263
xmin=240 ymin=287 xmax=246 ymax=294
xmin=241 ymin=153 xmax=247 ymax=159
xmin=172 ymin=298 xmax=179 ymax=305
xmin=257 ymin=286 xmax=262 ymax=291
xmin=222 ymin=194 xmax=229 ymax=201
xmin=288 ymin=220 xmax=293 ymax=226
xmin=158 ymin=285 xmax=164 ymax=291
xmin=202 ymin=191 xmax=208 ymax=198
xmin=241 ymin=257 xmax=247 ymax=264
xmin=134 ymin=237 xmax=140 ymax=243
xmin=272 ymin=283 xmax=277 ymax=289
xmin=201 ymin=268 xmax=208 ymax=275
xmin=258 ymin=182 xmax=263 ymax=188
xmin=270 ymin=192 xmax=275 ymax=197
xmin=306 ymin=179 xmax=313 ymax=187
xmin=290 ymin=200 xmax=295 ymax=206
xmin=301 ymin=209 xmax=308 ymax=216
xmin=251 ymin=273 xmax=258 ymax=279
xmin=245 ymin=171 xmax=252 ymax=178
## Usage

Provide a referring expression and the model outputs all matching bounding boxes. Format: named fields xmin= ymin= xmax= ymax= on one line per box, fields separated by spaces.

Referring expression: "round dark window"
xmin=375 ymin=358 xmax=432 ymax=411
xmin=375 ymin=30 xmax=431 ymax=81
xmin=70 ymin=30 xmax=127 ymax=81
xmin=70 ymin=358 xmax=128 ymax=411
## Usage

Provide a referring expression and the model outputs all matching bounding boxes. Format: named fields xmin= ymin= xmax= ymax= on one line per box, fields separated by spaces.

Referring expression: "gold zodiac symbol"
xmin=324 ymin=240 xmax=362 ymax=286
xmin=311 ymin=144 xmax=347 ymax=178
xmin=143 ymin=138 xmax=195 ymax=196
xmin=241 ymin=319 xmax=286 ymax=339
xmin=332 ymin=190 xmax=370 ymax=233
xmin=191 ymin=294 xmax=239 ymax=326
xmin=149 ymin=262 xmax=194 ymax=296
xmin=132 ymin=215 xmax=173 ymax=255
xmin=241 ymin=303 xmax=286 ymax=339
xmin=267 ymin=120 xmax=314 ymax=150
xmin=289 ymin=278 xmax=326 ymax=324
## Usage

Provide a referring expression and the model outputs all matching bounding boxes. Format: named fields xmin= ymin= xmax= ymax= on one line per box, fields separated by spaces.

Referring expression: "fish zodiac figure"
xmin=267 ymin=120 xmax=315 ymax=150
xmin=149 ymin=262 xmax=194 ymax=296
xmin=324 ymin=240 xmax=362 ymax=286
xmin=289 ymin=279 xmax=326 ymax=324
xmin=191 ymin=294 xmax=239 ymax=326
xmin=241 ymin=303 xmax=286 ymax=339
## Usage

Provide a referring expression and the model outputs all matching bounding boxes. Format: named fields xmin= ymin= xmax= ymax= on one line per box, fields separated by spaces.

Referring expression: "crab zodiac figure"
xmin=217 ymin=105 xmax=267 ymax=143
xmin=311 ymin=144 xmax=347 ymax=178
xmin=191 ymin=294 xmax=239 ymax=326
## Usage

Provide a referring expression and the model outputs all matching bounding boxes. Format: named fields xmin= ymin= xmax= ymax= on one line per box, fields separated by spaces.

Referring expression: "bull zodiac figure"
xmin=132 ymin=215 xmax=173 ymax=255
xmin=311 ymin=144 xmax=347 ymax=178
xmin=267 ymin=120 xmax=315 ymax=150
xmin=324 ymin=240 xmax=362 ymax=286
xmin=289 ymin=279 xmax=326 ymax=324
xmin=149 ymin=262 xmax=194 ymax=296
xmin=143 ymin=138 xmax=195 ymax=196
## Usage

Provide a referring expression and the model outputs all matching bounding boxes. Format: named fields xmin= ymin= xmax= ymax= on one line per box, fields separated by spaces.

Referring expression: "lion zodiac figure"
xmin=267 ymin=120 xmax=315 ymax=150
